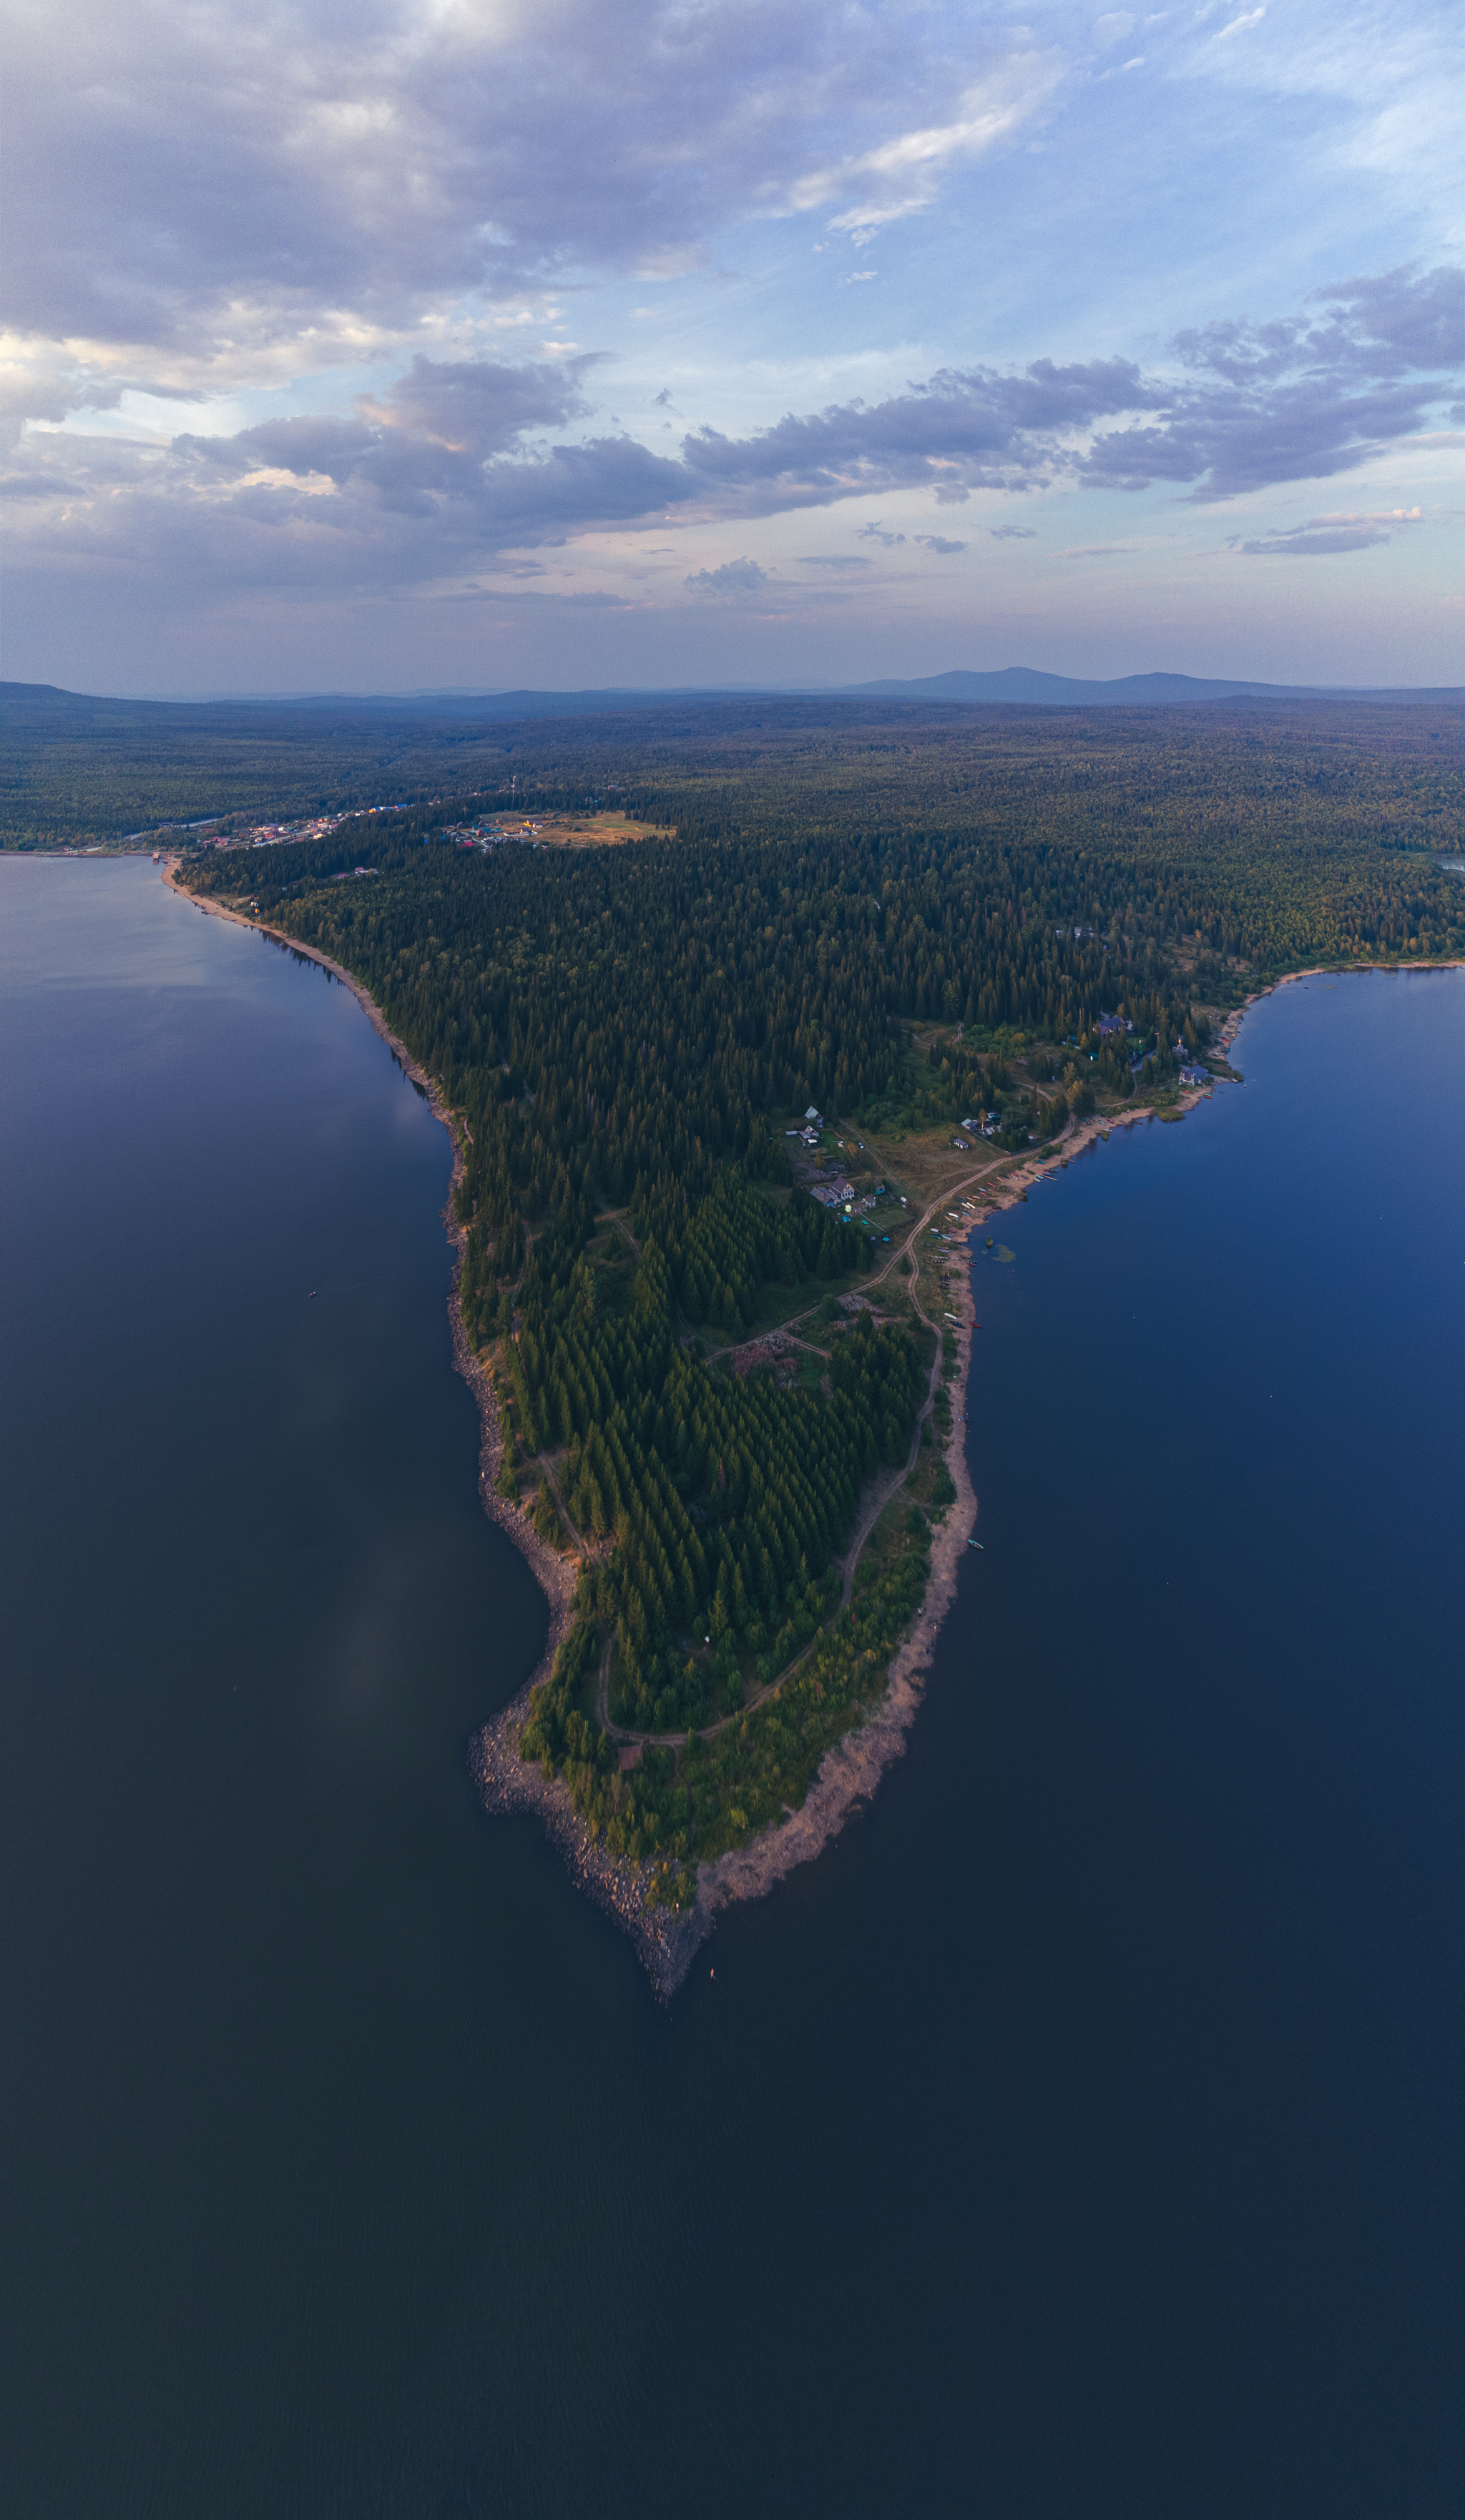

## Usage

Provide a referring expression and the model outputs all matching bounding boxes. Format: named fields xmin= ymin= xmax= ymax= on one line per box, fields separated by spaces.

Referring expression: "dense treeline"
xmin=466 ymin=1137 xmax=921 ymax=1747
xmin=170 ymin=702 xmax=1464 ymax=1873
xmin=190 ymin=829 xmax=1461 ymax=1243
xmin=525 ymin=1483 xmax=935 ymax=1877
xmin=202 ymin=820 xmax=1215 ymax=1291
xmin=178 ymin=698 xmax=1465 ymax=985
xmin=643 ymin=1170 xmax=865 ymax=1332
xmin=451 ymin=698 xmax=1465 ymax=871
xmin=7 ymin=681 xmax=1463 ymax=871
xmin=0 ymin=685 xmax=511 ymax=843
xmin=516 ymin=1241 xmax=920 ymax=1735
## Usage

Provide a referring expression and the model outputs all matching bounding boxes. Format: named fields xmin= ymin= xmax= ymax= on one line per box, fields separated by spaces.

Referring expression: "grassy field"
xmin=524 ymin=811 xmax=676 ymax=847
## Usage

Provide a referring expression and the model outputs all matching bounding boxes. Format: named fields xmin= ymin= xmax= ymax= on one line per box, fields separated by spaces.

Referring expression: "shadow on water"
xmin=2 ymin=868 xmax=1462 ymax=2519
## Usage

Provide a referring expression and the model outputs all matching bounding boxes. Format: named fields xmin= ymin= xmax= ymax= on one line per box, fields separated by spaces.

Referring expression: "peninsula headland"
xmin=139 ymin=700 xmax=1462 ymax=1976
xmin=25 ymin=690 xmax=1465 ymax=1991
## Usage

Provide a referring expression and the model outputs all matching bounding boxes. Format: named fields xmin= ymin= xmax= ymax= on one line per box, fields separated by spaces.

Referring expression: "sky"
xmin=2 ymin=0 xmax=1462 ymax=696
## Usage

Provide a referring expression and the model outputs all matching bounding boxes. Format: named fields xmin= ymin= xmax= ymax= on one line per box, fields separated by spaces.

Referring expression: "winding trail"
xmin=537 ymin=1458 xmax=589 ymax=1559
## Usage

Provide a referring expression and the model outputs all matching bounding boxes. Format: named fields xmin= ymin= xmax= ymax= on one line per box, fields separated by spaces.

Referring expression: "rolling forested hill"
xmin=3 ymin=678 xmax=1462 ymax=858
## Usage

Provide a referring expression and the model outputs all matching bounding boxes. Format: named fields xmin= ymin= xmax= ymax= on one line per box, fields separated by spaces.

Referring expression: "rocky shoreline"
xmin=169 ymin=861 xmax=1451 ymax=1996
xmin=470 ymin=1701 xmax=710 ymax=1996
xmin=154 ymin=858 xmax=1210 ymax=1996
xmin=685 ymin=1288 xmax=980 ymax=1958
xmin=460 ymin=964 xmax=1440 ymax=2002
xmin=158 ymin=865 xmax=694 ymax=1972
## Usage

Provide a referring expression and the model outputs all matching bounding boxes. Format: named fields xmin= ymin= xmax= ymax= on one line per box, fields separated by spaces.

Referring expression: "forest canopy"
xmin=159 ymin=696 xmax=1464 ymax=1872
xmin=4 ymin=679 xmax=1463 ymax=863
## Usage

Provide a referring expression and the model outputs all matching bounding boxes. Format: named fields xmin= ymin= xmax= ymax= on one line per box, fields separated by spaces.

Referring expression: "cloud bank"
xmin=2 ymin=0 xmax=1460 ymax=682
xmin=6 ymin=268 xmax=1457 ymax=604
xmin=1 ymin=0 xmax=1062 ymax=389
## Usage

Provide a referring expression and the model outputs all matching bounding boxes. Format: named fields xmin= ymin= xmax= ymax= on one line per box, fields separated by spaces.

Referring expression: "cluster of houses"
xmin=444 ymin=820 xmax=545 ymax=848
xmin=195 ymin=827 xmax=296 ymax=851
xmin=784 ymin=1109 xmax=887 ymax=1218
xmin=1171 ymin=1038 xmax=1212 ymax=1087
xmin=1120 ymin=1031 xmax=1210 ymax=1087
xmin=187 ymin=786 xmax=579 ymax=859
xmin=193 ymin=822 xmax=323 ymax=850
xmin=195 ymin=801 xmax=428 ymax=852
xmin=812 ymin=1179 xmax=882 ymax=1215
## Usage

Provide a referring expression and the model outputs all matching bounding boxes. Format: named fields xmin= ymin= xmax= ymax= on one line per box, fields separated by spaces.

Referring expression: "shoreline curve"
xmin=157 ymin=863 xmax=1464 ymax=1996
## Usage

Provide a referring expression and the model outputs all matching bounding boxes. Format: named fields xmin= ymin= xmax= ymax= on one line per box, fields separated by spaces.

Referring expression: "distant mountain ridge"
xmin=2 ymin=670 xmax=1460 ymax=725
xmin=835 ymin=667 xmax=1464 ymax=707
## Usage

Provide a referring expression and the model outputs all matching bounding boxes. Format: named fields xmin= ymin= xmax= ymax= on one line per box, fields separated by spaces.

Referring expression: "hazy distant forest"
xmin=3 ymin=677 xmax=1464 ymax=862
xmin=18 ymin=684 xmax=1462 ymax=1869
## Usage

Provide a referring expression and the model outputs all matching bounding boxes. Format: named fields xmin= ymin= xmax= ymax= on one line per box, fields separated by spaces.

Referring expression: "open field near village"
xmin=489 ymin=810 xmax=677 ymax=846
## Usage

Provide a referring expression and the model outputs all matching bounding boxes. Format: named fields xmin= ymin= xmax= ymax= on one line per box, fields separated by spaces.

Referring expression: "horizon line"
xmin=6 ymin=669 xmax=1463 ymax=708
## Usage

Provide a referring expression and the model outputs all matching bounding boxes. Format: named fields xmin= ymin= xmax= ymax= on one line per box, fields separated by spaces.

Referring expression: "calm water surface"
xmin=2 ymin=862 xmax=1461 ymax=2517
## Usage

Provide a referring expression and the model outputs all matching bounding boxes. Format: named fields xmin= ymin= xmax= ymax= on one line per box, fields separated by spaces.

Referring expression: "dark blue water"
xmin=3 ymin=863 xmax=1462 ymax=2518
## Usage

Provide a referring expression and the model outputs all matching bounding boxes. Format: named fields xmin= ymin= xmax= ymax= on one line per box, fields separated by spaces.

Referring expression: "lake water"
xmin=3 ymin=860 xmax=1462 ymax=2519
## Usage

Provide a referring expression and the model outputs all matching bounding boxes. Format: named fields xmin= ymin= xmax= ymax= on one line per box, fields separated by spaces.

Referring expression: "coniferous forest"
xmin=155 ymin=697 xmax=1465 ymax=1886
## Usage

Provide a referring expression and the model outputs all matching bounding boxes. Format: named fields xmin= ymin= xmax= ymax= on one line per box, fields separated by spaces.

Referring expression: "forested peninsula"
xmin=165 ymin=699 xmax=1464 ymax=1986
